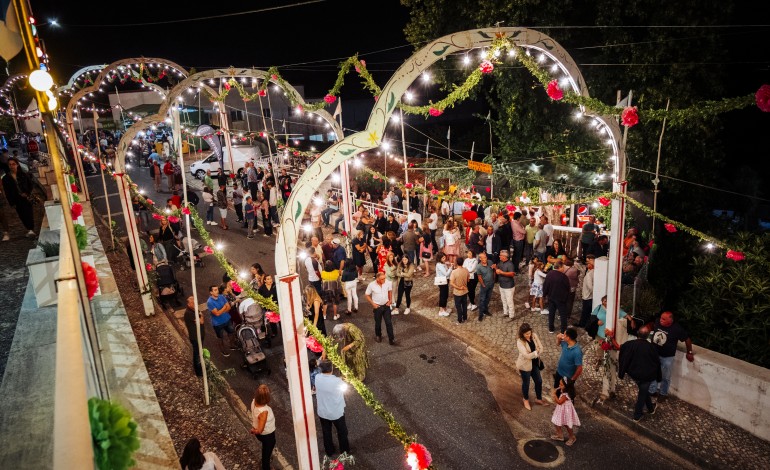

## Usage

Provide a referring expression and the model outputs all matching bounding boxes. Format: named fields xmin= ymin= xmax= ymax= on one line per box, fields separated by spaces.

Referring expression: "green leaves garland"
xmin=88 ymin=397 xmax=140 ymax=470
xmin=75 ymin=223 xmax=88 ymax=250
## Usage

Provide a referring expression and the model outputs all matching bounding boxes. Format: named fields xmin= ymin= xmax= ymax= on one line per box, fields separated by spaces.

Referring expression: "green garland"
xmin=88 ymin=397 xmax=140 ymax=470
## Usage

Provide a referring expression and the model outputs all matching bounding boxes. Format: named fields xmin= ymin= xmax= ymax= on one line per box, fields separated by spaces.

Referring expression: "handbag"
xmin=538 ymin=359 xmax=545 ymax=371
xmin=433 ymin=275 xmax=447 ymax=286
xmin=585 ymin=315 xmax=600 ymax=339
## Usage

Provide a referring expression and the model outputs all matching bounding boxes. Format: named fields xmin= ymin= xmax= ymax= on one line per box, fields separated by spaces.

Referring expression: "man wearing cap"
xmin=331 ymin=238 xmax=347 ymax=271
xmin=495 ymin=250 xmax=516 ymax=319
xmin=648 ymin=311 xmax=694 ymax=401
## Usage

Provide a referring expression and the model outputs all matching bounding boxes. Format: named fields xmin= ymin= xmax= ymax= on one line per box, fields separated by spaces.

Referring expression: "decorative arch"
xmin=274 ymin=26 xmax=625 ymax=468
xmin=56 ymin=64 xmax=108 ymax=97
xmin=0 ymin=73 xmax=39 ymax=119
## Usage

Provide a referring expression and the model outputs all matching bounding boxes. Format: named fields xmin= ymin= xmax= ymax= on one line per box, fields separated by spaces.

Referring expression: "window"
xmin=230 ymin=110 xmax=244 ymax=121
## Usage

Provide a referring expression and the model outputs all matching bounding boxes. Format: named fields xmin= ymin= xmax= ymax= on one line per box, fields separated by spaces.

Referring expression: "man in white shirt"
xmin=365 ymin=272 xmax=396 ymax=345
xmin=315 ymin=360 xmax=351 ymax=457
xmin=541 ymin=215 xmax=554 ymax=248
xmin=304 ymin=248 xmax=322 ymax=294
xmin=440 ymin=199 xmax=451 ymax=224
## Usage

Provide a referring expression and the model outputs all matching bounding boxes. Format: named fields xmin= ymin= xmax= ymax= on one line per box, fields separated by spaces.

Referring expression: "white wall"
xmin=669 ymin=344 xmax=770 ymax=441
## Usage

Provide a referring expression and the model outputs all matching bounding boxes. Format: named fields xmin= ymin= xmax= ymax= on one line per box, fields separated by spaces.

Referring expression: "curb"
xmin=590 ymin=399 xmax=718 ymax=470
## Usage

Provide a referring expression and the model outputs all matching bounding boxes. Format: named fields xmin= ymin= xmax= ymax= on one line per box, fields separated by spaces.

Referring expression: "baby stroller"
xmin=155 ymin=262 xmax=184 ymax=310
xmin=174 ymin=236 xmax=205 ymax=271
xmin=236 ymin=298 xmax=271 ymax=378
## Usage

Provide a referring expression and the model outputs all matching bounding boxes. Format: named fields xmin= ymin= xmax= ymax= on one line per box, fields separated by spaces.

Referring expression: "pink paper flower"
xmin=479 ymin=60 xmax=494 ymax=74
xmin=305 ymin=336 xmax=323 ymax=353
xmin=223 ymin=81 xmax=231 ymax=91
xmin=546 ymin=80 xmax=563 ymax=101
xmin=664 ymin=223 xmax=677 ymax=233
xmin=258 ymin=89 xmax=266 ymax=97
xmin=485 ymin=187 xmax=490 ymax=192
xmin=598 ymin=197 xmax=611 ymax=207
xmin=182 ymin=207 xmax=191 ymax=215
xmin=152 ymin=213 xmax=163 ymax=221
xmin=266 ymin=311 xmax=281 ymax=323
xmin=324 ymin=94 xmax=336 ymax=104
xmin=271 ymin=74 xmax=278 ymax=80
xmin=621 ymin=106 xmax=639 ymax=127
xmin=430 ymin=189 xmax=439 ymax=195
xmin=405 ymin=183 xmax=413 ymax=189
xmin=726 ymin=250 xmax=745 ymax=261
xmin=755 ymin=84 xmax=770 ymax=112
xmin=168 ymin=216 xmax=180 ymax=223
xmin=146 ymin=199 xmax=155 ymax=206
xmin=355 ymin=59 xmax=366 ymax=73
xmin=203 ymin=246 xmax=213 ymax=254
xmin=229 ymin=280 xmax=242 ymax=294
xmin=506 ymin=204 xmax=515 ymax=212
xmin=428 ymin=107 xmax=443 ymax=117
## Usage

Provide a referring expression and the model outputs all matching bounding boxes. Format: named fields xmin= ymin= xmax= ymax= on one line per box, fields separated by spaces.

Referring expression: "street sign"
xmin=468 ymin=161 xmax=492 ymax=173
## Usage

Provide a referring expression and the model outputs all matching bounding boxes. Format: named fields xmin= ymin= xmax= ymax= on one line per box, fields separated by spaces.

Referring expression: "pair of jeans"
xmin=578 ymin=298 xmax=593 ymax=327
xmin=373 ymin=305 xmax=394 ymax=341
xmin=438 ymin=284 xmax=449 ymax=308
xmin=234 ymin=202 xmax=243 ymax=221
xmin=334 ymin=215 xmax=345 ymax=232
xmin=255 ymin=431 xmax=276 ymax=470
xmin=634 ymin=380 xmax=655 ymax=420
xmin=190 ymin=339 xmax=203 ymax=377
xmin=454 ymin=293 xmax=468 ymax=322
xmin=322 ymin=207 xmax=338 ymax=225
xmin=649 ymin=355 xmax=675 ymax=396
xmin=319 ymin=415 xmax=350 ymax=457
xmin=521 ymin=366 xmax=543 ymax=400
xmin=467 ymin=277 xmax=478 ymax=305
xmin=512 ymin=239 xmax=525 ymax=272
xmin=523 ymin=242 xmax=534 ymax=266
xmin=206 ymin=205 xmax=214 ymax=222
xmin=547 ymin=299 xmax=569 ymax=333
xmin=396 ymin=278 xmax=412 ymax=308
xmin=269 ymin=205 xmax=280 ymax=224
xmin=477 ymin=283 xmax=493 ymax=318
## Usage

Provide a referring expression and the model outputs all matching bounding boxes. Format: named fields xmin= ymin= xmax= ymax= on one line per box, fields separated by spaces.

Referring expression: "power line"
xmin=629 ymin=166 xmax=770 ymax=202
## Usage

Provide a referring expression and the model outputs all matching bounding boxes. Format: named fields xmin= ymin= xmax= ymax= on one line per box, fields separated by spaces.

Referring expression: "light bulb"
xmin=29 ymin=69 xmax=54 ymax=91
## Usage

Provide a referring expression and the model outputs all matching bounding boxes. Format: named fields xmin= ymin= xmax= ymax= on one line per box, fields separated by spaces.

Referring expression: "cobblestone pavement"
xmin=397 ymin=258 xmax=770 ymax=469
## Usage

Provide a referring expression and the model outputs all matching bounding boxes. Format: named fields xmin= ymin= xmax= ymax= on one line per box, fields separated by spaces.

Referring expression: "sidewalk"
xmin=397 ymin=260 xmax=770 ymax=469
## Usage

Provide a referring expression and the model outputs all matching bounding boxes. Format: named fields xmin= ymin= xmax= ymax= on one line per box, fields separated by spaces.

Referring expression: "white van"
xmin=189 ymin=145 xmax=263 ymax=179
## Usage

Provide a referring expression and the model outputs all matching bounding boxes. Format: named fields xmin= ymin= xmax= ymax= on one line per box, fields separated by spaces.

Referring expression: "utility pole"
xmin=652 ymin=99 xmax=670 ymax=235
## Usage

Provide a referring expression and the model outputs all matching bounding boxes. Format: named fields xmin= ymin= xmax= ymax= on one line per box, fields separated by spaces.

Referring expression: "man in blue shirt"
xmin=148 ymin=150 xmax=161 ymax=166
xmin=555 ymin=328 xmax=584 ymax=389
xmin=315 ymin=360 xmax=351 ymax=457
xmin=207 ymin=285 xmax=235 ymax=357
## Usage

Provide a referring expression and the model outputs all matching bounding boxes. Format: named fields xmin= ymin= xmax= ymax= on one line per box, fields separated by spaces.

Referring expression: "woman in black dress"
xmin=366 ymin=225 xmax=381 ymax=273
xmin=352 ymin=230 xmax=368 ymax=279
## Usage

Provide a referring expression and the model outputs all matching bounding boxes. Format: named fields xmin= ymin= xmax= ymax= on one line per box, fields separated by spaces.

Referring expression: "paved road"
xmin=85 ymin=165 xmax=693 ymax=469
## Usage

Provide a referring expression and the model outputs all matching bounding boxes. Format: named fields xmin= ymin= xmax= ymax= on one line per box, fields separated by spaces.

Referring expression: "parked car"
xmin=189 ymin=145 xmax=262 ymax=180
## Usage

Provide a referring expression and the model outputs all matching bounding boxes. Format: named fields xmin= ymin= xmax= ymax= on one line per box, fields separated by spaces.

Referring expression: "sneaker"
xmin=2 ymin=233 xmax=9 ymax=242
xmin=439 ymin=310 xmax=450 ymax=317
xmin=549 ymin=330 xmax=556 ymax=334
xmin=541 ymin=309 xmax=550 ymax=315
xmin=263 ymin=234 xmax=269 ymax=237
xmin=648 ymin=402 xmax=658 ymax=415
xmin=469 ymin=304 xmax=478 ymax=311
xmin=26 ymin=230 xmax=36 ymax=238
xmin=392 ymin=308 xmax=399 ymax=315
xmin=524 ymin=302 xmax=531 ymax=309
xmin=416 ymin=266 xmax=422 ymax=272
xmin=247 ymin=235 xmax=254 ymax=239
xmin=333 ymin=314 xmax=340 ymax=321
xmin=206 ymin=221 xmax=211 ymax=225
xmin=633 ymin=415 xmax=642 ymax=422
xmin=210 ymin=221 xmax=218 ymax=226
xmin=404 ymin=308 xmax=410 ymax=315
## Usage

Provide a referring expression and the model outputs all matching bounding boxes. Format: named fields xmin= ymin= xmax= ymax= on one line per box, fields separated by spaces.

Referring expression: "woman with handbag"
xmin=435 ymin=253 xmax=453 ymax=317
xmin=516 ymin=323 xmax=550 ymax=410
xmin=1 ymin=157 xmax=39 ymax=238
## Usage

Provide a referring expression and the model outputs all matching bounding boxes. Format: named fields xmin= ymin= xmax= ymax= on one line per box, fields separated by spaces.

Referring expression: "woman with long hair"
xmin=394 ymin=254 xmax=415 ymax=315
xmin=435 ymin=253 xmax=453 ymax=317
xmin=304 ymin=284 xmax=327 ymax=335
xmin=366 ymin=225 xmax=381 ymax=273
xmin=442 ymin=219 xmax=459 ymax=265
xmin=179 ymin=437 xmax=226 ymax=470
xmin=1 ymin=157 xmax=38 ymax=237
xmin=250 ymin=384 xmax=276 ymax=470
xmin=516 ymin=323 xmax=549 ymax=411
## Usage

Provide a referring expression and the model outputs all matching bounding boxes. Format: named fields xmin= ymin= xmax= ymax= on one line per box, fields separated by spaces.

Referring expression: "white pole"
xmin=400 ymin=109 xmax=409 ymax=212
xmin=175 ymin=107 xmax=210 ymax=404
xmin=93 ymin=110 xmax=114 ymax=250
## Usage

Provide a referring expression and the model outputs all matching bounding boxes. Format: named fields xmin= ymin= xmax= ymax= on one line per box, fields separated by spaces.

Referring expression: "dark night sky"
xmin=25 ymin=0 xmax=413 ymax=98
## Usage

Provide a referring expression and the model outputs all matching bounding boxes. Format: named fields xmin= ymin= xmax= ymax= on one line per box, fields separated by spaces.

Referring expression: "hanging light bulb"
xmin=29 ymin=69 xmax=54 ymax=91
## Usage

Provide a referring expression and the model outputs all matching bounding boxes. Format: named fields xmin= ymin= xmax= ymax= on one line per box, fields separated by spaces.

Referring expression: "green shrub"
xmin=88 ymin=397 xmax=140 ymax=470
xmin=677 ymin=232 xmax=770 ymax=368
xmin=38 ymin=241 xmax=60 ymax=257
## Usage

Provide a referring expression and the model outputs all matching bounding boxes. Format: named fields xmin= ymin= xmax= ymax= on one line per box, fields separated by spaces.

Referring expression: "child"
xmin=309 ymin=357 xmax=320 ymax=394
xmin=551 ymin=377 xmax=580 ymax=446
xmin=527 ymin=259 xmax=547 ymax=312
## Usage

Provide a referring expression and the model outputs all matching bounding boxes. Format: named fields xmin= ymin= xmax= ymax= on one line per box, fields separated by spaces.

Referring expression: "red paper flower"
xmin=726 ymin=250 xmax=745 ymax=261
xmin=485 ymin=187 xmax=490 ymax=192
xmin=664 ymin=223 xmax=677 ymax=233
xmin=621 ymin=106 xmax=639 ymax=127
xmin=406 ymin=442 xmax=432 ymax=470
xmin=145 ymin=263 xmax=153 ymax=271
xmin=265 ymin=311 xmax=281 ymax=323
xmin=598 ymin=197 xmax=611 ymax=207
xmin=428 ymin=107 xmax=443 ymax=117
xmin=271 ymin=74 xmax=278 ymax=80
xmin=355 ymin=59 xmax=366 ymax=73
xmin=146 ymin=199 xmax=155 ymax=205
xmin=648 ymin=239 xmax=655 ymax=249
xmin=230 ymin=173 xmax=236 ymax=179
xmin=479 ymin=60 xmax=494 ymax=74
xmin=546 ymin=80 xmax=564 ymax=101
xmin=373 ymin=174 xmax=379 ymax=180
xmin=405 ymin=183 xmax=413 ymax=189
xmin=203 ymin=246 xmax=214 ymax=254
xmin=506 ymin=204 xmax=515 ymax=212
xmin=182 ymin=207 xmax=191 ymax=215
xmin=430 ymin=189 xmax=439 ymax=195
xmin=331 ymin=461 xmax=343 ymax=470
xmin=168 ymin=216 xmax=180 ymax=223
xmin=600 ymin=340 xmax=612 ymax=351
xmin=755 ymin=84 xmax=770 ymax=112
xmin=258 ymin=89 xmax=266 ymax=97
xmin=71 ymin=202 xmax=83 ymax=220
xmin=305 ymin=336 xmax=323 ymax=353
xmin=229 ymin=280 xmax=242 ymax=294
xmin=82 ymin=261 xmax=99 ymax=300
xmin=152 ymin=213 xmax=163 ymax=221
xmin=71 ymin=183 xmax=78 ymax=192
xmin=374 ymin=95 xmax=379 ymax=102
xmin=324 ymin=94 xmax=336 ymax=104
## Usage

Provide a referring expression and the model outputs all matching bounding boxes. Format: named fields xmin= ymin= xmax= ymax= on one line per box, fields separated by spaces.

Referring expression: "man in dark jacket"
xmin=542 ymin=260 xmax=571 ymax=334
xmin=496 ymin=213 xmax=513 ymax=254
xmin=619 ymin=327 xmax=661 ymax=421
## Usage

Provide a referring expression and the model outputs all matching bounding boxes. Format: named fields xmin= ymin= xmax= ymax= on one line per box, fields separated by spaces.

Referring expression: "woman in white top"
xmin=435 ymin=253 xmax=454 ymax=317
xmin=461 ymin=250 xmax=479 ymax=311
xmin=250 ymin=384 xmax=276 ymax=470
xmin=179 ymin=437 xmax=226 ymax=470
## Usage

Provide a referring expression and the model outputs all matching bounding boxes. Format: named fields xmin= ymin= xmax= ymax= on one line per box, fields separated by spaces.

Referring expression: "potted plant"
xmin=25 ymin=230 xmax=61 ymax=307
